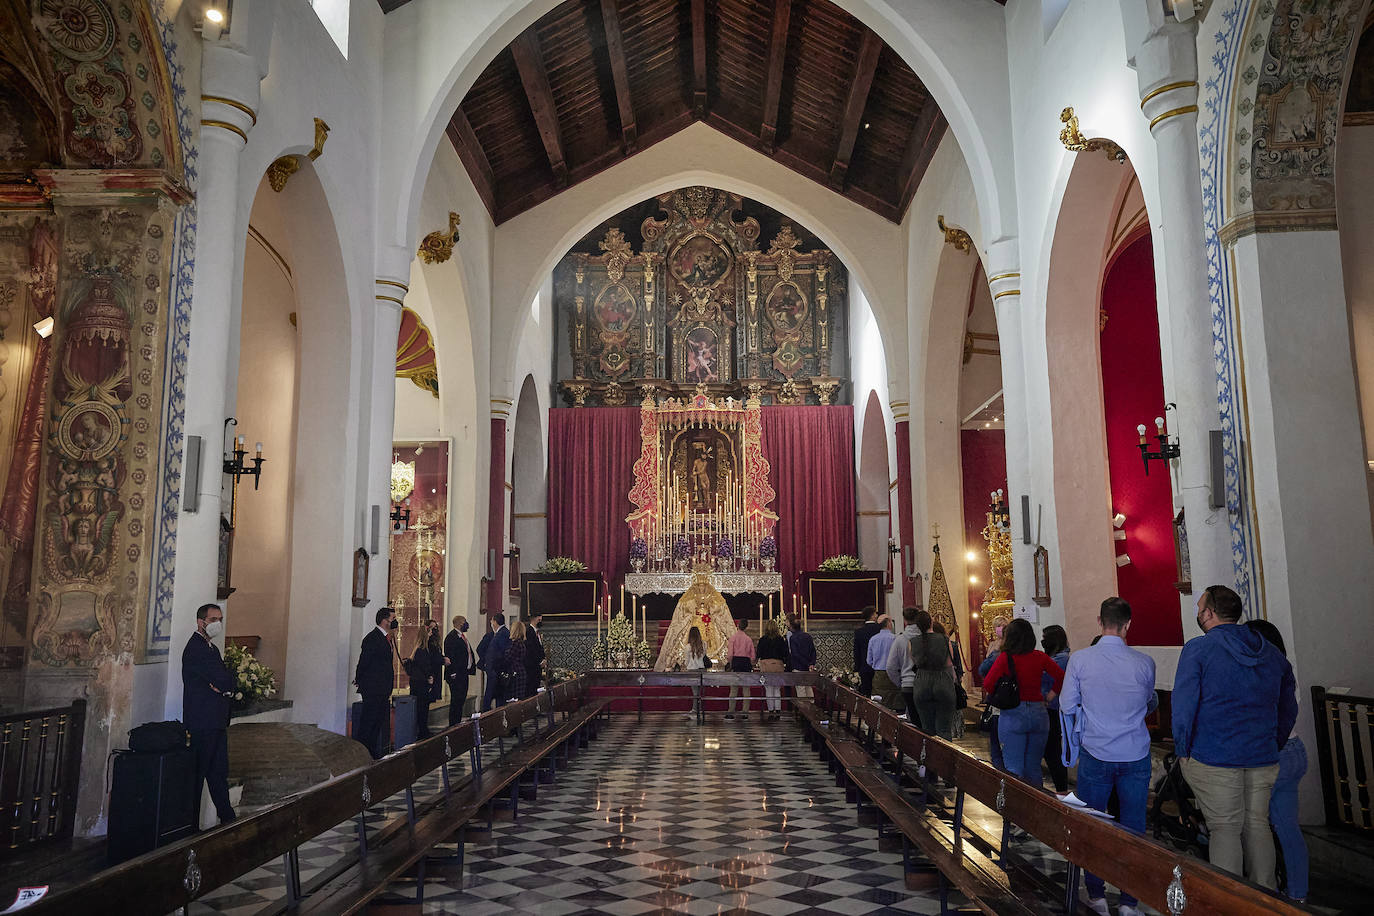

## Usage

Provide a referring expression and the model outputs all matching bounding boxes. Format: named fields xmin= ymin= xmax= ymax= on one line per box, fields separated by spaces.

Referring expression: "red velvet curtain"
xmin=761 ymin=405 xmax=856 ymax=596
xmin=547 ymin=407 xmax=642 ymax=586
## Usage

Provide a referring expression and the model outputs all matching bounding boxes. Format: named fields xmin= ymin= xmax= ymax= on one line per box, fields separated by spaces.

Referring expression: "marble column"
xmin=163 ymin=44 xmax=260 ymax=719
xmin=1137 ymin=40 xmax=1229 ymax=639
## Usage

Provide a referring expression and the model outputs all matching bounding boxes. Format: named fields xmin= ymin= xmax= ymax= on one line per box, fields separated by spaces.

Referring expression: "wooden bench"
xmin=23 ymin=679 xmax=603 ymax=916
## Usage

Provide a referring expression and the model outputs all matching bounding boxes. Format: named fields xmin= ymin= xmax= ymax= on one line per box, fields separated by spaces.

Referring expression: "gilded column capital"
xmin=986 ymin=269 xmax=1021 ymax=304
xmin=200 ymin=45 xmax=260 ymax=148
xmin=374 ymin=277 xmax=408 ymax=312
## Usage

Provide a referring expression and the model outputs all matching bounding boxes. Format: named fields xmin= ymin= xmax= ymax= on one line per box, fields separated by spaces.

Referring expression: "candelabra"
xmin=222 ymin=418 xmax=265 ymax=528
xmin=1137 ymin=403 xmax=1181 ymax=475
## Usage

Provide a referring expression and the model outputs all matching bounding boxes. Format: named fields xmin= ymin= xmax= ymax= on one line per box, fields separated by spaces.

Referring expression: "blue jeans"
xmin=997 ymin=702 xmax=1048 ymax=787
xmin=1270 ymin=737 xmax=1308 ymax=899
xmin=986 ymin=713 xmax=1005 ymax=770
xmin=1076 ymin=750 xmax=1151 ymax=906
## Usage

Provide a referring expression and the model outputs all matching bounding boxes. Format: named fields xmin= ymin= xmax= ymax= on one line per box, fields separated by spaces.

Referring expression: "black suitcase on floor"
xmin=107 ymin=747 xmax=198 ymax=864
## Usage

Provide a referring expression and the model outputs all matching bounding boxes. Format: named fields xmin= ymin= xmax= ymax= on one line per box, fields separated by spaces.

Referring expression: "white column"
xmin=1137 ymin=30 xmax=1230 ymax=642
xmin=164 ymin=45 xmax=260 ymax=718
xmin=370 ymin=247 xmax=409 ymax=598
xmin=985 ymin=242 xmax=1035 ymax=601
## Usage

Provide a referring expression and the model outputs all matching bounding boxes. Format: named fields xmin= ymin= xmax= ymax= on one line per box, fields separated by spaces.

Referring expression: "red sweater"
xmin=985 ymin=650 xmax=1064 ymax=703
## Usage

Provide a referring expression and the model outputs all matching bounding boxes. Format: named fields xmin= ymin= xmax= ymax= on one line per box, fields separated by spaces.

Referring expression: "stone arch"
xmin=857 ymin=391 xmax=891 ymax=580
xmin=510 ymin=374 xmax=546 ymax=604
xmin=381 ymin=0 xmax=1015 ymax=256
xmin=488 ymin=128 xmax=908 ymax=401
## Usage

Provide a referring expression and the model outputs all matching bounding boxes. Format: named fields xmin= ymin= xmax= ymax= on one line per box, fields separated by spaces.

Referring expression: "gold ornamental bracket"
xmin=937 ymin=215 xmax=973 ymax=253
xmin=418 ymin=212 xmax=461 ymax=264
xmin=267 ymin=118 xmax=331 ymax=192
xmin=1058 ymin=107 xmax=1127 ymax=163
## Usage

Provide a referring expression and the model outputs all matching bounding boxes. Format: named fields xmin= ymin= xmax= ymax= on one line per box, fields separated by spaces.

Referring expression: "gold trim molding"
xmin=201 ymin=118 xmax=247 ymax=143
xmin=1059 ymin=107 xmax=1126 ymax=162
xmin=418 ymin=212 xmax=461 ymax=264
xmin=1148 ymin=104 xmax=1199 ymax=130
xmin=1218 ymin=209 xmax=1338 ymax=248
xmin=937 ymin=215 xmax=973 ymax=253
xmin=1139 ymin=80 xmax=1197 ymax=108
xmin=201 ymin=95 xmax=258 ymax=125
xmin=377 ymin=279 xmax=409 ymax=292
xmin=987 ymin=272 xmax=1020 ymax=283
xmin=376 ymin=294 xmax=405 ymax=306
xmin=992 ymin=289 xmax=1021 ymax=301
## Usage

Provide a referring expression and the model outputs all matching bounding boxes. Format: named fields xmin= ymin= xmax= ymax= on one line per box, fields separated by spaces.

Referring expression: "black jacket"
xmin=445 ymin=628 xmax=475 ymax=683
xmin=406 ymin=650 xmax=434 ymax=696
xmin=475 ymin=630 xmax=493 ymax=671
xmin=355 ymin=627 xmax=395 ymax=699
xmin=182 ymin=632 xmax=234 ymax=730
xmin=524 ymin=627 xmax=545 ymax=673
xmin=426 ymin=638 xmax=444 ymax=700
xmin=854 ymin=621 xmax=881 ymax=672
xmin=757 ymin=634 xmax=791 ymax=669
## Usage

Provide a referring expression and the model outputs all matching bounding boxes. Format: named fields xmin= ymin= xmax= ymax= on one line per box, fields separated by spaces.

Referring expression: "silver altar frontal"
xmin=625 ymin=570 xmax=783 ymax=595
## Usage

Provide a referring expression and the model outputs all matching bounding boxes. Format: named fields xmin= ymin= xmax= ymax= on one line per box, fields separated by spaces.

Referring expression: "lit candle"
xmin=254 ymin=441 xmax=263 ymax=458
xmin=759 ymin=602 xmax=764 ymax=633
xmin=597 ymin=596 xmax=602 ymax=642
xmin=620 ymin=583 xmax=625 ymax=619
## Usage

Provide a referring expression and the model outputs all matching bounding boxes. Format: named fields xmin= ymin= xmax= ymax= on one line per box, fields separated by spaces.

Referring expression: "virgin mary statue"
xmin=654 ymin=569 xmax=733 ymax=670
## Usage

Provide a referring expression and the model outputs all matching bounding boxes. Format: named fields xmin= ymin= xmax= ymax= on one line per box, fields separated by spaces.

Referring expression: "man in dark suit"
xmin=480 ymin=613 xmax=510 ymax=711
xmin=182 ymin=602 xmax=236 ymax=825
xmin=444 ymin=614 xmax=476 ymax=725
xmin=853 ymin=606 xmax=882 ymax=697
xmin=524 ymin=615 xmax=546 ymax=697
xmin=354 ymin=606 xmax=397 ymax=758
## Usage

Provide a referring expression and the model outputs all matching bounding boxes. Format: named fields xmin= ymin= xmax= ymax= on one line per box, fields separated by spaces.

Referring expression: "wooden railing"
xmin=0 ymin=699 xmax=85 ymax=858
xmin=1311 ymin=685 xmax=1374 ymax=832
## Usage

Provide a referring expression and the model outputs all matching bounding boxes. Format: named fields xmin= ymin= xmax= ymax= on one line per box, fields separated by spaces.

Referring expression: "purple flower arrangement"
xmin=715 ymin=536 xmax=734 ymax=559
xmin=629 ymin=537 xmax=648 ymax=560
xmin=673 ymin=536 xmax=691 ymax=560
xmin=759 ymin=535 xmax=777 ymax=559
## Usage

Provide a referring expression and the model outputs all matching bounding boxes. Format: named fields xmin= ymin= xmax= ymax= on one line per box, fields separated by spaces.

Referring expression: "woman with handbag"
xmin=503 ymin=621 xmax=529 ymax=704
xmin=982 ymin=618 xmax=1065 ymax=787
xmin=911 ymin=612 xmax=957 ymax=738
xmin=683 ymin=627 xmax=708 ymax=721
xmin=405 ymin=637 xmax=435 ymax=740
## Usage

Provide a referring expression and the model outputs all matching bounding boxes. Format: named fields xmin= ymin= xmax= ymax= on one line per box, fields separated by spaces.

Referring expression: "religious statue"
xmin=690 ymin=442 xmax=714 ymax=506
xmin=654 ymin=570 xmax=733 ymax=670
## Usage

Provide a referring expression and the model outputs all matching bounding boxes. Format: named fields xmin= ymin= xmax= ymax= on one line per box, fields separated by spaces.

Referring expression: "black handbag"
xmin=985 ymin=654 xmax=1021 ymax=710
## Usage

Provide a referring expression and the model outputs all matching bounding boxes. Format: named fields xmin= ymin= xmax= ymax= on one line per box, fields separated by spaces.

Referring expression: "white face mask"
xmin=205 ymin=619 xmax=224 ymax=640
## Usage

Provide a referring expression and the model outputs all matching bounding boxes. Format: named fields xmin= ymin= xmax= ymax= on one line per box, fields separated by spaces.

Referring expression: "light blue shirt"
xmin=1058 ymin=635 xmax=1158 ymax=763
xmin=866 ymin=628 xmax=896 ymax=673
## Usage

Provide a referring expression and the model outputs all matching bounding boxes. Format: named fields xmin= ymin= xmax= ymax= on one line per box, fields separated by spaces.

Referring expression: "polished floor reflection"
xmin=414 ymin=714 xmax=946 ymax=915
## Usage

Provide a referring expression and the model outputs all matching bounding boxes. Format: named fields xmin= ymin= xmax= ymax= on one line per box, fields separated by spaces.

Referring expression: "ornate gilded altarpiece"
xmin=555 ymin=188 xmax=848 ymax=407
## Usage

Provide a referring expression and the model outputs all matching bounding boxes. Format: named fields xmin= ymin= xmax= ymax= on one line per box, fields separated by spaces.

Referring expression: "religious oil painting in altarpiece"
xmin=554 ymin=187 xmax=848 ymax=407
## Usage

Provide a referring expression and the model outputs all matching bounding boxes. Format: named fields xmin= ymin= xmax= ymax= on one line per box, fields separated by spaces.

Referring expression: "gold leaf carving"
xmin=418 ymin=212 xmax=461 ymax=264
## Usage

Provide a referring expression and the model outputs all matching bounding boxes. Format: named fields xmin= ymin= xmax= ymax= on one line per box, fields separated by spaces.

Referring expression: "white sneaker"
xmin=1118 ymin=907 xmax=1143 ymax=916
xmin=1084 ymin=898 xmax=1109 ymax=916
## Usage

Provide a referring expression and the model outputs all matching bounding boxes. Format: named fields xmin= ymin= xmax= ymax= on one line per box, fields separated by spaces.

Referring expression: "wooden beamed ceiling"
xmin=427 ymin=0 xmax=963 ymax=224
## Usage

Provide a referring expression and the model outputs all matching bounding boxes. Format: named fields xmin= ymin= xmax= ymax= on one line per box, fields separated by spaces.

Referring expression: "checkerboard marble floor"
xmin=404 ymin=714 xmax=952 ymax=915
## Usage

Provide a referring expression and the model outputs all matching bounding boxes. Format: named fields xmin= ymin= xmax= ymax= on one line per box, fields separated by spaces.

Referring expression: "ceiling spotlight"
xmin=33 ymin=317 xmax=54 ymax=339
xmin=205 ymin=6 xmax=224 ymax=23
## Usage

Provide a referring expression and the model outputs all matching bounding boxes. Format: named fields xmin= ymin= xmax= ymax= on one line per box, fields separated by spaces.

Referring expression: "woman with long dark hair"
xmin=684 ymin=626 xmax=707 ymax=720
xmin=1039 ymin=624 xmax=1071 ymax=793
xmin=1247 ymin=619 xmax=1307 ymax=903
xmin=405 ymin=635 xmax=435 ymax=740
xmin=982 ymin=618 xmax=1064 ymax=786
xmin=910 ymin=611 xmax=957 ymax=738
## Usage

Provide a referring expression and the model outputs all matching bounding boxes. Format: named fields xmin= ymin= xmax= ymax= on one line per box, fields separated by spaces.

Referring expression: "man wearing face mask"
xmin=444 ymin=615 xmax=476 ymax=725
xmin=355 ymin=606 xmax=398 ymax=758
xmin=182 ymin=603 xmax=236 ymax=825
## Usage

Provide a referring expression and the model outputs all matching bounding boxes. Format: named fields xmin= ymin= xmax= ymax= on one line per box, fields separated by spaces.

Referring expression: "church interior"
xmin=1 ymin=0 xmax=1373 ymax=912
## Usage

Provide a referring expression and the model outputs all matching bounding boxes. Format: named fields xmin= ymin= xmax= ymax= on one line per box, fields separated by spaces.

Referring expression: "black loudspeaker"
xmin=394 ymin=695 xmax=417 ymax=749
xmin=107 ymin=747 xmax=198 ymax=864
xmin=1209 ymin=429 xmax=1226 ymax=509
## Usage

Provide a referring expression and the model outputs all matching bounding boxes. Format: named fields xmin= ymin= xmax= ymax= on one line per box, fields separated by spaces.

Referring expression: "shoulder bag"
xmin=985 ymin=653 xmax=1021 ymax=710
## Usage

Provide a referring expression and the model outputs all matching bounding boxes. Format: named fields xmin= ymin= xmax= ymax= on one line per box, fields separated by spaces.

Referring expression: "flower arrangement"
xmin=629 ymin=538 xmax=648 ymax=560
xmin=818 ymin=554 xmax=863 ymax=571
xmin=828 ymin=665 xmax=861 ymax=689
xmin=550 ymin=666 xmax=577 ymax=684
xmin=714 ymin=536 xmax=734 ymax=559
xmin=635 ymin=639 xmax=654 ymax=668
xmin=224 ymin=644 xmax=278 ymax=704
xmin=607 ymin=611 xmax=637 ymax=654
xmin=759 ymin=535 xmax=777 ymax=559
xmin=536 ymin=556 xmax=587 ymax=574
xmin=591 ymin=640 xmax=607 ymax=666
xmin=673 ymin=536 xmax=691 ymax=561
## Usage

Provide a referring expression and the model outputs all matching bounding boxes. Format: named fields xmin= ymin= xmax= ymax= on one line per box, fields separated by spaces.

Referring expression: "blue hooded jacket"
xmin=1172 ymin=623 xmax=1297 ymax=768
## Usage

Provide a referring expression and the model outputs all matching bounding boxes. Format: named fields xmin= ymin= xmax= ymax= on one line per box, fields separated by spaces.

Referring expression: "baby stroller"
xmin=1151 ymin=753 xmax=1209 ymax=855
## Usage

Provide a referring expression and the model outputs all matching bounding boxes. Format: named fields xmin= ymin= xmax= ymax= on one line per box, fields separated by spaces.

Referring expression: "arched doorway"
xmin=856 ymin=391 xmax=892 ymax=608
xmin=509 ymin=375 xmax=546 ymax=613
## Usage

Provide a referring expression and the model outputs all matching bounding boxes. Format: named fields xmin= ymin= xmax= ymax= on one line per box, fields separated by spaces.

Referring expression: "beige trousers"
xmin=1182 ymin=757 xmax=1280 ymax=889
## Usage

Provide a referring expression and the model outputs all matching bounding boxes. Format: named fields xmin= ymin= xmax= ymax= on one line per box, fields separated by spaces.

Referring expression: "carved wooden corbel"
xmin=417 ymin=212 xmax=461 ymax=264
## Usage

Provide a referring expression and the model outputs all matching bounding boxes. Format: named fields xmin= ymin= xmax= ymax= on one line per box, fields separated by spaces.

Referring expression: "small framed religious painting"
xmin=352 ymin=547 xmax=370 ymax=608
xmin=1032 ymin=546 xmax=1051 ymax=606
xmin=1173 ymin=509 xmax=1193 ymax=594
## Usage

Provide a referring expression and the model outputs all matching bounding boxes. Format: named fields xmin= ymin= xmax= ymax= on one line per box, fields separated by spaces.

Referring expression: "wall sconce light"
xmin=390 ymin=500 xmax=411 ymax=531
xmin=222 ymin=418 xmax=264 ymax=529
xmin=1112 ymin=512 xmax=1126 ymax=529
xmin=1137 ymin=403 xmax=1180 ymax=475
xmin=33 ymin=317 xmax=53 ymax=339
xmin=887 ymin=536 xmax=900 ymax=556
xmin=1115 ymin=554 xmax=1132 ymax=567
